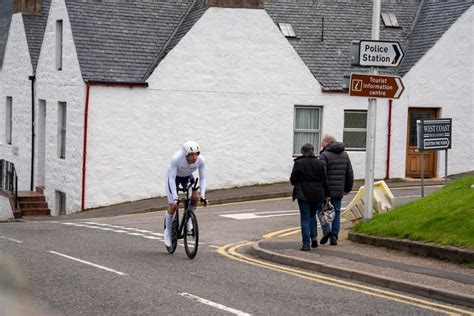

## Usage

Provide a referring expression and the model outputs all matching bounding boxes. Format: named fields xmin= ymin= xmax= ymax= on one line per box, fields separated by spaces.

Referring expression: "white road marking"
xmin=0 ymin=236 xmax=23 ymax=243
xmin=221 ymin=209 xmax=298 ymax=220
xmin=143 ymin=236 xmax=161 ymax=240
xmin=179 ymin=292 xmax=251 ymax=316
xmin=49 ymin=251 xmax=127 ymax=276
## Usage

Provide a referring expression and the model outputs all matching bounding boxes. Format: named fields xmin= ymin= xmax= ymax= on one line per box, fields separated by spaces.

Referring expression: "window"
xmin=343 ymin=110 xmax=367 ymax=150
xmin=381 ymin=13 xmax=400 ymax=28
xmin=278 ymin=23 xmax=296 ymax=38
xmin=55 ymin=190 xmax=66 ymax=215
xmin=6 ymin=97 xmax=12 ymax=145
xmin=56 ymin=20 xmax=63 ymax=70
xmin=293 ymin=106 xmax=321 ymax=155
xmin=58 ymin=102 xmax=66 ymax=159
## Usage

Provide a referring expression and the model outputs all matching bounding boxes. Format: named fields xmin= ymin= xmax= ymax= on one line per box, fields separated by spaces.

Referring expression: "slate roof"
xmin=64 ymin=0 xmax=207 ymax=83
xmin=398 ymin=0 xmax=472 ymax=77
xmin=22 ymin=0 xmax=51 ymax=72
xmin=265 ymin=0 xmax=421 ymax=90
xmin=55 ymin=0 xmax=470 ymax=87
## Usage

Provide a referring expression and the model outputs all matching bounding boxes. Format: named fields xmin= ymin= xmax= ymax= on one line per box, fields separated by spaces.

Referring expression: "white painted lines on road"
xmin=60 ymin=222 xmax=163 ymax=237
xmin=49 ymin=251 xmax=127 ymax=276
xmin=54 ymin=221 xmax=217 ymax=249
xmin=0 ymin=235 xmax=23 ymax=243
xmin=221 ymin=209 xmax=299 ymax=220
xmin=179 ymin=292 xmax=251 ymax=316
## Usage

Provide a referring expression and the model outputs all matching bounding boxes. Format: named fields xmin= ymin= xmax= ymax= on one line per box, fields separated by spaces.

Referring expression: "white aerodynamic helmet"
xmin=182 ymin=141 xmax=200 ymax=155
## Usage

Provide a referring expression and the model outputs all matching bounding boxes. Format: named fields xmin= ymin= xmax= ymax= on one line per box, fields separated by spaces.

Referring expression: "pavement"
xmin=23 ymin=174 xmax=474 ymax=308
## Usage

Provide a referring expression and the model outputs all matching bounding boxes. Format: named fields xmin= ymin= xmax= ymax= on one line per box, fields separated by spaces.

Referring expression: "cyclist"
xmin=164 ymin=141 xmax=207 ymax=247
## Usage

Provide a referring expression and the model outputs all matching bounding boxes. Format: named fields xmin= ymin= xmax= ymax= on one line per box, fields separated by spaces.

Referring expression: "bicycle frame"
xmin=175 ymin=178 xmax=199 ymax=239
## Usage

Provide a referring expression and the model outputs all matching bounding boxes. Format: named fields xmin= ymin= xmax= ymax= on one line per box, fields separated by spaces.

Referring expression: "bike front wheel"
xmin=184 ymin=210 xmax=199 ymax=259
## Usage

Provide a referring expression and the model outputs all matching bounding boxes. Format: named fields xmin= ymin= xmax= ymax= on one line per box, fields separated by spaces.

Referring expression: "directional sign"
xmin=417 ymin=119 xmax=452 ymax=150
xmin=349 ymin=73 xmax=404 ymax=99
xmin=358 ymin=40 xmax=404 ymax=67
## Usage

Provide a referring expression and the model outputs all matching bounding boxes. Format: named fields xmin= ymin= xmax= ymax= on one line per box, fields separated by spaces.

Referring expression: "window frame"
xmin=343 ymin=109 xmax=367 ymax=151
xmin=278 ymin=23 xmax=297 ymax=38
xmin=56 ymin=19 xmax=63 ymax=71
xmin=293 ymin=106 xmax=322 ymax=156
xmin=58 ymin=101 xmax=67 ymax=159
xmin=6 ymin=96 xmax=12 ymax=145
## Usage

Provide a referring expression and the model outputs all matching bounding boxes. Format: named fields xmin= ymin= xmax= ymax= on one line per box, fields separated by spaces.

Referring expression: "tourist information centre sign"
xmin=349 ymin=73 xmax=404 ymax=99
xmin=417 ymin=118 xmax=452 ymax=150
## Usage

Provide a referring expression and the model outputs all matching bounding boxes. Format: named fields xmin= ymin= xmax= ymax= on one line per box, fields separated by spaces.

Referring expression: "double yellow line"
xmin=218 ymin=240 xmax=472 ymax=315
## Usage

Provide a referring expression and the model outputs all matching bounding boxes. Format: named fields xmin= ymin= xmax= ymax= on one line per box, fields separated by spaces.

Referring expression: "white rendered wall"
xmin=0 ymin=14 xmax=33 ymax=190
xmin=0 ymin=194 xmax=14 ymax=220
xmin=35 ymin=0 xmax=85 ymax=214
xmin=394 ymin=7 xmax=474 ymax=178
xmin=85 ymin=8 xmax=389 ymax=208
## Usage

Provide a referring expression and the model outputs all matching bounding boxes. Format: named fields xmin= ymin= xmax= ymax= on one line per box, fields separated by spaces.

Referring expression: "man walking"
xmin=319 ymin=134 xmax=354 ymax=245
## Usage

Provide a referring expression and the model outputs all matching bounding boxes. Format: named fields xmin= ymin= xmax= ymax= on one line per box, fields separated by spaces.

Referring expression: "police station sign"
xmin=352 ymin=40 xmax=404 ymax=67
xmin=417 ymin=118 xmax=452 ymax=151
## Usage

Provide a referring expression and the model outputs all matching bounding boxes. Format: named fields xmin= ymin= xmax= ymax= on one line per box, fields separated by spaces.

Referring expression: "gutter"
xmin=28 ymin=75 xmax=35 ymax=191
xmin=81 ymin=80 xmax=148 ymax=211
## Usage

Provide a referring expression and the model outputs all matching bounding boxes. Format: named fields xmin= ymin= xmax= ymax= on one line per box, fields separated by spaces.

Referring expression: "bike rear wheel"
xmin=183 ymin=210 xmax=199 ymax=259
xmin=164 ymin=211 xmax=179 ymax=254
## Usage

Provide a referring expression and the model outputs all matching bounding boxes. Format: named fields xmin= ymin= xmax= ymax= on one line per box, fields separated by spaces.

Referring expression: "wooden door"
xmin=405 ymin=108 xmax=438 ymax=178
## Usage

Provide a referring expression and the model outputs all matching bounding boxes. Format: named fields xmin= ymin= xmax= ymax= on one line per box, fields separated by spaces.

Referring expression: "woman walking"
xmin=290 ymin=143 xmax=329 ymax=251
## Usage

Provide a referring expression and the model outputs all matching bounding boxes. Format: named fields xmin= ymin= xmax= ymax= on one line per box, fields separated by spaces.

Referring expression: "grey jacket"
xmin=319 ymin=142 xmax=354 ymax=198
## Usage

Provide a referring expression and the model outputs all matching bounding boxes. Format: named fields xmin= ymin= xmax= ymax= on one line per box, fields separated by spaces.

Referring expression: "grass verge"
xmin=353 ymin=175 xmax=474 ymax=249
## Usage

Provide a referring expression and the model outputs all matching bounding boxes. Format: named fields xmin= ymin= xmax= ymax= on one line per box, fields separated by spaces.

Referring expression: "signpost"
xmin=358 ymin=40 xmax=404 ymax=67
xmin=349 ymin=73 xmax=404 ymax=99
xmin=348 ymin=1 xmax=406 ymax=221
xmin=417 ymin=118 xmax=452 ymax=196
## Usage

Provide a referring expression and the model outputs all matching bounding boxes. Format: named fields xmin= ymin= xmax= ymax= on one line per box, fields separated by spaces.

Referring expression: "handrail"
xmin=0 ymin=159 xmax=18 ymax=209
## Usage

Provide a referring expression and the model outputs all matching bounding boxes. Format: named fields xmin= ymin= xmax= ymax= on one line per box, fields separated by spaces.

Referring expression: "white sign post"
xmin=362 ymin=0 xmax=382 ymax=221
xmin=359 ymin=40 xmax=404 ymax=67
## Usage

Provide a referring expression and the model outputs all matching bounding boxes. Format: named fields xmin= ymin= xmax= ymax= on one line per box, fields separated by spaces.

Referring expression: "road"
xmin=1 ymin=184 xmax=468 ymax=315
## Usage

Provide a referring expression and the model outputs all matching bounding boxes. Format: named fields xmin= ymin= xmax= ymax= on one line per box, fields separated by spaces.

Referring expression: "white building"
xmin=0 ymin=0 xmax=472 ymax=218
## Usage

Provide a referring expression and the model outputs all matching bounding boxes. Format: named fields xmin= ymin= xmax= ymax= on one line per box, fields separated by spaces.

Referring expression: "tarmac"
xmin=23 ymin=175 xmax=474 ymax=309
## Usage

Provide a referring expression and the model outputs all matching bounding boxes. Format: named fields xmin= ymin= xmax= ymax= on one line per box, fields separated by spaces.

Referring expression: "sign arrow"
xmin=392 ymin=44 xmax=401 ymax=65
xmin=349 ymin=73 xmax=405 ymax=99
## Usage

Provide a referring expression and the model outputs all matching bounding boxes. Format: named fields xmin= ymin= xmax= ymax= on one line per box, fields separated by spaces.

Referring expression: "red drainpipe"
xmin=385 ymin=99 xmax=393 ymax=179
xmin=81 ymin=81 xmax=148 ymax=211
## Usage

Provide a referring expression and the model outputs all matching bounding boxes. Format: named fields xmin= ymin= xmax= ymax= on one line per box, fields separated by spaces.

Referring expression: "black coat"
xmin=290 ymin=156 xmax=329 ymax=202
xmin=319 ymin=142 xmax=354 ymax=198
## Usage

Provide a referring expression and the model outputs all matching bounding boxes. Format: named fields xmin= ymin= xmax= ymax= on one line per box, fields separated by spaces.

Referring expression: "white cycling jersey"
xmin=166 ymin=150 xmax=206 ymax=203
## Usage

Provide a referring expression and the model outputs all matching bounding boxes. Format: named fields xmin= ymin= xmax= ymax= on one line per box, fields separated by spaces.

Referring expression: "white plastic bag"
xmin=318 ymin=199 xmax=335 ymax=236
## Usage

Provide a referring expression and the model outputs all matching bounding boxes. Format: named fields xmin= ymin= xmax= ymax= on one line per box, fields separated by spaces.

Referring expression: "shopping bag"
xmin=318 ymin=199 xmax=335 ymax=236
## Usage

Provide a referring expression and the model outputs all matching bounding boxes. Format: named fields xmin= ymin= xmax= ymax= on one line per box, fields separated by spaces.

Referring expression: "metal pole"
xmin=421 ymin=150 xmax=424 ymax=197
xmin=363 ymin=0 xmax=381 ymax=220
xmin=445 ymin=149 xmax=448 ymax=186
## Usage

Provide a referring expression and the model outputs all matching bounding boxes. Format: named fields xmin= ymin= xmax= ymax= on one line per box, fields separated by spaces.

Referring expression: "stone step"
xmin=21 ymin=208 xmax=51 ymax=216
xmin=19 ymin=201 xmax=49 ymax=209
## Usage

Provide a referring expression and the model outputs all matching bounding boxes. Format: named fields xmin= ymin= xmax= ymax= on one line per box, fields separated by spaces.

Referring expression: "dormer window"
xmin=278 ymin=23 xmax=296 ymax=38
xmin=381 ymin=13 xmax=400 ymax=28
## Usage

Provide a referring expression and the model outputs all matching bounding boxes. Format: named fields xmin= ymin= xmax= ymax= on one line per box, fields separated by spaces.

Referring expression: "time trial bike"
xmin=164 ymin=178 xmax=200 ymax=259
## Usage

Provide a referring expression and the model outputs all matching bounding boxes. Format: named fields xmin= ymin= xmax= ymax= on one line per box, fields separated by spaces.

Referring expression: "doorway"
xmin=405 ymin=108 xmax=438 ymax=178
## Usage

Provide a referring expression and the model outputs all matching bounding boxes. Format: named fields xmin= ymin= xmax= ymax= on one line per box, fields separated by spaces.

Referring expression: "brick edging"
xmin=348 ymin=232 xmax=474 ymax=264
xmin=251 ymin=240 xmax=474 ymax=308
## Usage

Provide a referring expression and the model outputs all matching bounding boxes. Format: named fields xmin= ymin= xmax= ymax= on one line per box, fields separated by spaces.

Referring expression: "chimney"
xmin=205 ymin=0 xmax=264 ymax=9
xmin=13 ymin=0 xmax=42 ymax=15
